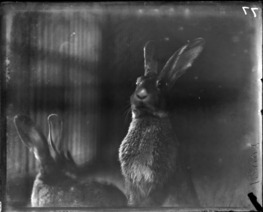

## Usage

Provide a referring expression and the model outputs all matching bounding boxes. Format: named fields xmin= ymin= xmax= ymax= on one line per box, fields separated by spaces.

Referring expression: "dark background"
xmin=4 ymin=2 xmax=261 ymax=208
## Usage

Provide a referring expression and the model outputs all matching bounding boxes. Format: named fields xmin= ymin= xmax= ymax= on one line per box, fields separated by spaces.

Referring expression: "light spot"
xmin=246 ymin=142 xmax=252 ymax=148
xmin=5 ymin=58 xmax=10 ymax=66
xmin=169 ymin=8 xmax=175 ymax=13
xmin=218 ymin=158 xmax=223 ymax=163
xmin=185 ymin=63 xmax=192 ymax=69
xmin=194 ymin=76 xmax=199 ymax=80
xmin=232 ymin=36 xmax=240 ymax=43
xmin=178 ymin=26 xmax=184 ymax=31
xmin=184 ymin=8 xmax=190 ymax=17
xmin=220 ymin=9 xmax=226 ymax=15
xmin=138 ymin=9 xmax=143 ymax=14
xmin=153 ymin=111 xmax=168 ymax=118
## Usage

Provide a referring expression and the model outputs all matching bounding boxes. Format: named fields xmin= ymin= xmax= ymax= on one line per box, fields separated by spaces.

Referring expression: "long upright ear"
xmin=144 ymin=40 xmax=158 ymax=76
xmin=47 ymin=114 xmax=77 ymax=172
xmin=158 ymin=38 xmax=205 ymax=89
xmin=47 ymin=114 xmax=64 ymax=158
xmin=14 ymin=115 xmax=53 ymax=166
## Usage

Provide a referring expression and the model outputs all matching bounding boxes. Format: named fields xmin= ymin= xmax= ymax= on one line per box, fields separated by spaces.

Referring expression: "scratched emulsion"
xmin=4 ymin=2 xmax=261 ymax=208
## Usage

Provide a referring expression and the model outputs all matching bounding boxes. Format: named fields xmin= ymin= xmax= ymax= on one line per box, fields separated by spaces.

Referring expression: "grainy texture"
xmin=31 ymin=173 xmax=126 ymax=207
xmin=120 ymin=117 xmax=178 ymax=205
xmin=4 ymin=2 xmax=261 ymax=209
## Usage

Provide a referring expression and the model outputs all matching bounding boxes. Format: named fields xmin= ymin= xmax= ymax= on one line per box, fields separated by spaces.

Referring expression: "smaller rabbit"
xmin=14 ymin=114 xmax=126 ymax=207
xmin=119 ymin=38 xmax=205 ymax=207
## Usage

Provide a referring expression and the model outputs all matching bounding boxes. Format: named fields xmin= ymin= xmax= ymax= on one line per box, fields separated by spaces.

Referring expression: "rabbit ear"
xmin=14 ymin=115 xmax=52 ymax=165
xmin=158 ymin=38 xmax=205 ymax=89
xmin=47 ymin=114 xmax=64 ymax=158
xmin=144 ymin=40 xmax=158 ymax=76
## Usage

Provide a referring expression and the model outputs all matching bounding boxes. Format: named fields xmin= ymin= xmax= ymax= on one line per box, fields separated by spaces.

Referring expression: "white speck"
xmin=218 ymin=158 xmax=223 ymax=163
xmin=5 ymin=58 xmax=10 ymax=66
xmin=184 ymin=8 xmax=190 ymax=17
xmin=169 ymin=8 xmax=175 ymax=13
xmin=194 ymin=76 xmax=199 ymax=80
xmin=185 ymin=63 xmax=192 ymax=69
xmin=178 ymin=26 xmax=184 ymax=31
xmin=138 ymin=9 xmax=143 ymax=14
xmin=198 ymin=96 xmax=201 ymax=100
xmin=164 ymin=37 xmax=170 ymax=41
xmin=232 ymin=36 xmax=240 ymax=43
xmin=220 ymin=9 xmax=226 ymax=15
xmin=246 ymin=143 xmax=252 ymax=148
xmin=218 ymin=85 xmax=222 ymax=88
xmin=243 ymin=49 xmax=248 ymax=54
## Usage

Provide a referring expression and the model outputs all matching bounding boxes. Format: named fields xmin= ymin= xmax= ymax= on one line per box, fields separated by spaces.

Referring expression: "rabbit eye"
xmin=156 ymin=80 xmax=167 ymax=90
xmin=156 ymin=80 xmax=168 ymax=90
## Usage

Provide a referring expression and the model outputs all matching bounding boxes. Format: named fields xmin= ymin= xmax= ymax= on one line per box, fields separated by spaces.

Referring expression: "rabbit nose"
xmin=136 ymin=89 xmax=148 ymax=100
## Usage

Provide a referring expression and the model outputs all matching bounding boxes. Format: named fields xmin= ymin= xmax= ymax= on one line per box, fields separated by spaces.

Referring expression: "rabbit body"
xmin=14 ymin=114 xmax=126 ymax=207
xmin=120 ymin=116 xmax=200 ymax=207
xmin=119 ymin=116 xmax=178 ymax=206
xmin=119 ymin=38 xmax=205 ymax=206
xmin=31 ymin=173 xmax=126 ymax=207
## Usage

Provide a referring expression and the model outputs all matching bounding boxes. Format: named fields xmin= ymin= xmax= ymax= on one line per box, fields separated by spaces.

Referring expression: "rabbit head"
xmin=131 ymin=38 xmax=205 ymax=119
xmin=14 ymin=114 xmax=77 ymax=180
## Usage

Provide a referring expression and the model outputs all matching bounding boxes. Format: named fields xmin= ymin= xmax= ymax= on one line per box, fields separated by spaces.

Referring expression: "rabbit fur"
xmin=119 ymin=38 xmax=205 ymax=207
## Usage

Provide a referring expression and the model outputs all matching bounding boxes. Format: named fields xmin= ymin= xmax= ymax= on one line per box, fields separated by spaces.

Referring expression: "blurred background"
xmin=3 ymin=2 xmax=262 ymax=208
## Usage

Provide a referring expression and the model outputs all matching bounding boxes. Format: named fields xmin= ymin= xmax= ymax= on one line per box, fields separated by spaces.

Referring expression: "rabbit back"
xmin=32 ymin=174 xmax=126 ymax=207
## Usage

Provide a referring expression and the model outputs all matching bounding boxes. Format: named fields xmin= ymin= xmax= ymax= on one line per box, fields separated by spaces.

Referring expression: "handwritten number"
xmin=242 ymin=6 xmax=249 ymax=15
xmin=242 ymin=6 xmax=259 ymax=17
xmin=251 ymin=8 xmax=259 ymax=17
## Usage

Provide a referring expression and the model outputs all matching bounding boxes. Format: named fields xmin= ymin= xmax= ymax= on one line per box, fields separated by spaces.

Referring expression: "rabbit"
xmin=119 ymin=38 xmax=205 ymax=207
xmin=14 ymin=114 xmax=127 ymax=207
